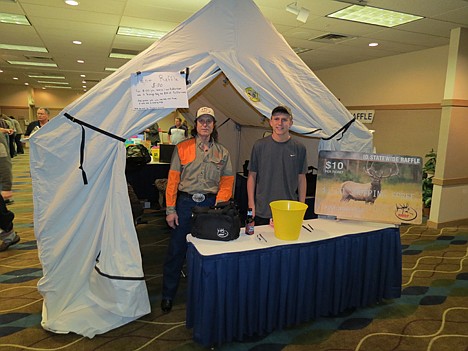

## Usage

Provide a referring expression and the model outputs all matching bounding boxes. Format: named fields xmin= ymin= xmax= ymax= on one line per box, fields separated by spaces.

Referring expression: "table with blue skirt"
xmin=186 ymin=218 xmax=402 ymax=347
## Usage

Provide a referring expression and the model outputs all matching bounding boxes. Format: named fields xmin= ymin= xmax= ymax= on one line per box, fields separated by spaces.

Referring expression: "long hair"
xmin=191 ymin=120 xmax=218 ymax=142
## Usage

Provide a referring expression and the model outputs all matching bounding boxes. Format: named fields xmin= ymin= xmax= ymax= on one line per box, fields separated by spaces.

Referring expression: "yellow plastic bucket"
xmin=270 ymin=200 xmax=308 ymax=241
xmin=151 ymin=147 xmax=160 ymax=162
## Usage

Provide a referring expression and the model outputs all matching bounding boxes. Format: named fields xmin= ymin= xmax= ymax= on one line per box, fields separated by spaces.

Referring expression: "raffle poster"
xmin=315 ymin=151 xmax=423 ymax=224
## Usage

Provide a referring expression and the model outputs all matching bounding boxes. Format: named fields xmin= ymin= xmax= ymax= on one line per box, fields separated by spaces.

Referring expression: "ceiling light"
xmin=80 ymin=74 xmax=86 ymax=77
xmin=327 ymin=5 xmax=423 ymax=27
xmin=64 ymin=0 xmax=79 ymax=6
xmin=368 ymin=42 xmax=379 ymax=47
xmin=44 ymin=85 xmax=72 ymax=89
xmin=77 ymin=59 xmax=84 ymax=63
xmin=109 ymin=52 xmax=136 ymax=59
xmin=38 ymin=81 xmax=69 ymax=85
xmin=117 ymin=26 xmax=167 ymax=39
xmin=29 ymin=74 xmax=65 ymax=79
xmin=0 ymin=70 xmax=3 ymax=73
xmin=72 ymin=40 xmax=82 ymax=45
xmin=13 ymin=77 xmax=18 ymax=80
xmin=8 ymin=60 xmax=57 ymax=67
xmin=105 ymin=67 xmax=118 ymax=72
xmin=25 ymin=83 xmax=29 ymax=85
xmin=0 ymin=43 xmax=48 ymax=52
xmin=286 ymin=2 xmax=310 ymax=23
xmin=0 ymin=12 xmax=30 ymax=26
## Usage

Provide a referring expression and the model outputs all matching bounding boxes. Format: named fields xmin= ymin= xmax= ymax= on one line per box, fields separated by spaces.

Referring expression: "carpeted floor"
xmin=0 ymin=149 xmax=467 ymax=351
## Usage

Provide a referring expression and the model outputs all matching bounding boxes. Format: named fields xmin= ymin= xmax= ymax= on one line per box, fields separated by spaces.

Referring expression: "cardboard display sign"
xmin=315 ymin=151 xmax=423 ymax=224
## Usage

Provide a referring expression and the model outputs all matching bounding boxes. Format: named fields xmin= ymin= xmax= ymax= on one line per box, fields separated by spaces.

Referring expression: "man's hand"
xmin=166 ymin=213 xmax=179 ymax=229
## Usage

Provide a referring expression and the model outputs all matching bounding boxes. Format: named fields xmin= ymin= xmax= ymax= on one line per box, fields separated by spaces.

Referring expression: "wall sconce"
xmin=286 ymin=2 xmax=310 ymax=23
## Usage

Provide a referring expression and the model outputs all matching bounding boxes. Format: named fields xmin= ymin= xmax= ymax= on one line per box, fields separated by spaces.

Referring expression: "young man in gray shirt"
xmin=247 ymin=105 xmax=307 ymax=225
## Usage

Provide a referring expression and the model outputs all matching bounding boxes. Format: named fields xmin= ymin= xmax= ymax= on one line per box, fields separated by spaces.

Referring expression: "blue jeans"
xmin=162 ymin=194 xmax=216 ymax=300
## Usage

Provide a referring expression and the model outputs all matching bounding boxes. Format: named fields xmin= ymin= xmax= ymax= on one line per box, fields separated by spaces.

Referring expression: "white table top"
xmin=187 ymin=218 xmax=397 ymax=256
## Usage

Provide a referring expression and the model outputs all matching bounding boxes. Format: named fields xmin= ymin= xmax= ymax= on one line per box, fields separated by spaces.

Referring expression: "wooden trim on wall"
xmin=345 ymin=103 xmax=441 ymax=111
xmin=427 ymin=217 xmax=468 ymax=229
xmin=0 ymin=105 xmax=29 ymax=109
xmin=441 ymin=99 xmax=468 ymax=107
xmin=432 ymin=177 xmax=468 ymax=186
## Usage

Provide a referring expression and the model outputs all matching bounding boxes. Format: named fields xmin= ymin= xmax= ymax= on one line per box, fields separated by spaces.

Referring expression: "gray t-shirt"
xmin=248 ymin=136 xmax=307 ymax=218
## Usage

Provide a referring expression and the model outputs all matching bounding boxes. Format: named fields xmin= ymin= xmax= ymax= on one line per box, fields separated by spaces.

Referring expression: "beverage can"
xmin=245 ymin=208 xmax=254 ymax=235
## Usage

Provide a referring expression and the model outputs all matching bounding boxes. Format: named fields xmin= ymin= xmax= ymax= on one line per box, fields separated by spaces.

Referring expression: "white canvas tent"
xmin=30 ymin=0 xmax=372 ymax=337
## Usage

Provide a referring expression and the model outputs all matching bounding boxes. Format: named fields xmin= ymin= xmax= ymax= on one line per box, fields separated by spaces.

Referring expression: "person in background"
xmin=168 ymin=116 xmax=188 ymax=145
xmin=25 ymin=107 xmax=50 ymax=137
xmin=161 ymin=106 xmax=234 ymax=313
xmin=0 ymin=114 xmax=15 ymax=157
xmin=0 ymin=194 xmax=20 ymax=251
xmin=0 ymin=130 xmax=14 ymax=205
xmin=247 ymin=105 xmax=307 ymax=226
xmin=10 ymin=116 xmax=24 ymax=155
xmin=145 ymin=122 xmax=160 ymax=146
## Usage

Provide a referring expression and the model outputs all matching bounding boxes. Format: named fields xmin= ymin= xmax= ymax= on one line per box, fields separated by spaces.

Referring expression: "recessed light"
xmin=327 ymin=5 xmax=423 ymax=27
xmin=82 ymin=80 xmax=86 ymax=83
xmin=8 ymin=60 xmax=57 ymax=67
xmin=29 ymin=74 xmax=65 ymax=79
xmin=369 ymin=42 xmax=379 ymax=47
xmin=65 ymin=0 xmax=79 ymax=6
xmin=38 ymin=81 xmax=69 ymax=85
xmin=45 ymin=85 xmax=72 ymax=89
xmin=77 ymin=59 xmax=85 ymax=63
xmin=0 ymin=43 xmax=48 ymax=52
xmin=82 ymin=85 xmax=87 ymax=88
xmin=80 ymin=74 xmax=86 ymax=77
xmin=72 ymin=40 xmax=82 ymax=45
xmin=117 ymin=26 xmax=167 ymax=39
xmin=105 ymin=67 xmax=118 ymax=72
xmin=109 ymin=52 xmax=137 ymax=59
xmin=0 ymin=69 xmax=3 ymax=73
xmin=0 ymin=12 xmax=31 ymax=26
xmin=24 ymin=83 xmax=29 ymax=85
xmin=13 ymin=77 xmax=18 ymax=80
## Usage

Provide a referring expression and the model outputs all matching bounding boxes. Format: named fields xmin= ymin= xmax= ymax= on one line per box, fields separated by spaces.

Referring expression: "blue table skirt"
xmin=186 ymin=227 xmax=401 ymax=347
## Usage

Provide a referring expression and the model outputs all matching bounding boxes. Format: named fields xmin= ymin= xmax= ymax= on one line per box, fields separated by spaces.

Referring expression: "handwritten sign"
xmin=315 ymin=151 xmax=423 ymax=224
xmin=131 ymin=71 xmax=189 ymax=110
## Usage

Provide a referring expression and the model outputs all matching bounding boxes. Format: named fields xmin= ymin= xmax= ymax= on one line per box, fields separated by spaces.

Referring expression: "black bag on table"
xmin=126 ymin=144 xmax=151 ymax=167
xmin=191 ymin=201 xmax=241 ymax=241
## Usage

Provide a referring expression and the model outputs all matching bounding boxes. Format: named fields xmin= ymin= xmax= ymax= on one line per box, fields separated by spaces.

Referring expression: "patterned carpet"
xmin=0 ymin=149 xmax=467 ymax=351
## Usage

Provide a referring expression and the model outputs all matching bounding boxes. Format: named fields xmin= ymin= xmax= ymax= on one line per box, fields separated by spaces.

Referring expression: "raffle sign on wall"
xmin=315 ymin=151 xmax=423 ymax=224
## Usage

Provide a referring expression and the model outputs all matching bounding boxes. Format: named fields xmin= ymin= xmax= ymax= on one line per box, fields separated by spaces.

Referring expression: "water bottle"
xmin=245 ymin=208 xmax=255 ymax=235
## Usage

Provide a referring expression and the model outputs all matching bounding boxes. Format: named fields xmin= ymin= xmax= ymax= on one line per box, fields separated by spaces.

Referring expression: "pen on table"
xmin=302 ymin=224 xmax=312 ymax=232
xmin=308 ymin=223 xmax=314 ymax=231
xmin=258 ymin=233 xmax=268 ymax=242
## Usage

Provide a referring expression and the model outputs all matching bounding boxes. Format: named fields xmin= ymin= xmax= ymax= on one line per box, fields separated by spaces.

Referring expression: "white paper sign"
xmin=131 ymin=71 xmax=189 ymax=110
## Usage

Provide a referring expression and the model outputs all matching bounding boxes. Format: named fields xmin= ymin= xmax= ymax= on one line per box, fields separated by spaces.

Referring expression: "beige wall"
xmin=316 ymin=46 xmax=449 ymax=106
xmin=315 ymin=45 xmax=450 ymax=160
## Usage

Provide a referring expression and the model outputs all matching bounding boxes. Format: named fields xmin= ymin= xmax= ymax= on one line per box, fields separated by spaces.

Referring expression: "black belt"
xmin=178 ymin=191 xmax=216 ymax=203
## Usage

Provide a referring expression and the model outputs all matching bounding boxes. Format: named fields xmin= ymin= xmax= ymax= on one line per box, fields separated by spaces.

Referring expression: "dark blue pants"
xmin=162 ymin=194 xmax=215 ymax=300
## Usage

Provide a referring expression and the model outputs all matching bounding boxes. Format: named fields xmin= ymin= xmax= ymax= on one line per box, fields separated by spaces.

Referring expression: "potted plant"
xmin=422 ymin=149 xmax=437 ymax=215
